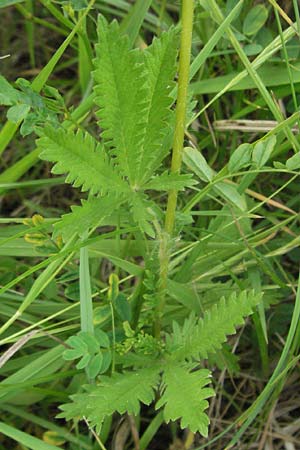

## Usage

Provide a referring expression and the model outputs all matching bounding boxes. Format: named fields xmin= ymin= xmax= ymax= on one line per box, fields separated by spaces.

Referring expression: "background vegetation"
xmin=0 ymin=0 xmax=300 ymax=449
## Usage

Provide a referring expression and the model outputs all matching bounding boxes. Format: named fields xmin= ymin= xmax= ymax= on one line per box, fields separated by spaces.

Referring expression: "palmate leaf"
xmin=54 ymin=195 xmax=124 ymax=241
xmin=94 ymin=16 xmax=149 ymax=186
xmin=58 ymin=367 xmax=160 ymax=430
xmin=156 ymin=365 xmax=214 ymax=437
xmin=166 ymin=290 xmax=262 ymax=361
xmin=37 ymin=126 xmax=128 ymax=195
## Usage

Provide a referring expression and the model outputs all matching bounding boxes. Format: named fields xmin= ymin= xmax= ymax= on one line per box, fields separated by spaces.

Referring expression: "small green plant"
xmin=29 ymin=8 xmax=263 ymax=437
xmin=2 ymin=1 xmax=300 ymax=448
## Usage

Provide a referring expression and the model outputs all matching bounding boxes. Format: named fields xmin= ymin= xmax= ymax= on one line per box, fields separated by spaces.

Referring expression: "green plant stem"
xmin=154 ymin=0 xmax=194 ymax=338
xmin=79 ymin=232 xmax=94 ymax=335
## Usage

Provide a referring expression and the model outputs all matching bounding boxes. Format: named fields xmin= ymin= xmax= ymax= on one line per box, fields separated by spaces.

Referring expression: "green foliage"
xmin=63 ymin=330 xmax=111 ymax=379
xmin=59 ymin=367 xmax=161 ymax=429
xmin=93 ymin=17 xmax=178 ymax=187
xmin=156 ymin=365 xmax=214 ymax=436
xmin=93 ymin=17 xmax=149 ymax=185
xmin=59 ymin=290 xmax=260 ymax=436
xmin=3 ymin=2 xmax=293 ymax=445
xmin=36 ymin=16 xmax=179 ymax=240
xmin=0 ymin=77 xmax=61 ymax=136
xmin=53 ymin=196 xmax=124 ymax=241
xmin=166 ymin=290 xmax=263 ymax=361
xmin=243 ymin=5 xmax=269 ymax=36
xmin=183 ymin=146 xmax=246 ymax=210
xmin=38 ymin=126 xmax=128 ymax=195
xmin=43 ymin=17 xmax=264 ymax=436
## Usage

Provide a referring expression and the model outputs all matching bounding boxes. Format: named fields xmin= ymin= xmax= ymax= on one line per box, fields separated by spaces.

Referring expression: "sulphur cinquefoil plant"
xmin=35 ymin=8 xmax=263 ymax=438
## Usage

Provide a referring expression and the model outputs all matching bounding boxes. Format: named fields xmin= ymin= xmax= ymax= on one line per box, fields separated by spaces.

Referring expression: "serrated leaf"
xmin=143 ymin=173 xmax=196 ymax=191
xmin=37 ymin=126 xmax=128 ymax=195
xmin=94 ymin=18 xmax=177 ymax=186
xmin=94 ymin=16 xmax=148 ymax=185
xmin=130 ymin=194 xmax=156 ymax=238
xmin=59 ymin=368 xmax=160 ymax=429
xmin=54 ymin=195 xmax=124 ymax=241
xmin=135 ymin=28 xmax=178 ymax=184
xmin=156 ymin=365 xmax=214 ymax=436
xmin=167 ymin=290 xmax=262 ymax=361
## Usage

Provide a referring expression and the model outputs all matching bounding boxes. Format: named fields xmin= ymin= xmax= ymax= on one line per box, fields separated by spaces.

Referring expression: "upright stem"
xmin=80 ymin=232 xmax=94 ymax=335
xmin=154 ymin=0 xmax=194 ymax=337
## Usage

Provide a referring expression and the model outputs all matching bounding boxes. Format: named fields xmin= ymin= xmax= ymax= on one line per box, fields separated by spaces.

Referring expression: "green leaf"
xmin=86 ymin=353 xmax=103 ymax=379
xmin=78 ymin=332 xmax=100 ymax=354
xmin=135 ymin=28 xmax=178 ymax=184
xmin=76 ymin=353 xmax=91 ymax=370
xmin=7 ymin=104 xmax=31 ymax=123
xmin=95 ymin=329 xmax=110 ymax=348
xmin=94 ymin=16 xmax=148 ymax=185
xmin=214 ymin=182 xmax=246 ymax=211
xmin=273 ymin=161 xmax=286 ymax=169
xmin=70 ymin=0 xmax=88 ymax=10
xmin=54 ymin=195 xmax=124 ymax=241
xmin=99 ymin=351 xmax=112 ymax=374
xmin=130 ymin=194 xmax=156 ymax=238
xmin=252 ymin=135 xmax=276 ymax=167
xmin=94 ymin=17 xmax=177 ymax=187
xmin=108 ymin=273 xmax=119 ymax=302
xmin=120 ymin=0 xmax=153 ymax=47
xmin=0 ymin=421 xmax=62 ymax=450
xmin=243 ymin=5 xmax=268 ymax=36
xmin=143 ymin=173 xmax=196 ymax=191
xmin=59 ymin=368 xmax=160 ymax=429
xmin=63 ymin=348 xmax=84 ymax=361
xmin=0 ymin=75 xmax=21 ymax=105
xmin=67 ymin=335 xmax=88 ymax=353
xmin=243 ymin=43 xmax=263 ymax=56
xmin=286 ymin=152 xmax=300 ymax=170
xmin=167 ymin=290 xmax=262 ymax=361
xmin=228 ymin=143 xmax=253 ymax=173
xmin=183 ymin=147 xmax=245 ymax=209
xmin=183 ymin=147 xmax=214 ymax=182
xmin=0 ymin=0 xmax=25 ymax=7
xmin=156 ymin=365 xmax=214 ymax=436
xmin=114 ymin=293 xmax=132 ymax=322
xmin=37 ymin=126 xmax=128 ymax=195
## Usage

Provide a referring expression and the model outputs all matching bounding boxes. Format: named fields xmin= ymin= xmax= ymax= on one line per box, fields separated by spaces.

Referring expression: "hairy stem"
xmin=154 ymin=0 xmax=194 ymax=338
